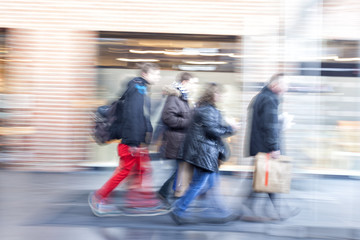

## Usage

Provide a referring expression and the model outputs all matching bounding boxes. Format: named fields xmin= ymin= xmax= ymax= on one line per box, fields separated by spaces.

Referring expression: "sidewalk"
xmin=1 ymin=160 xmax=360 ymax=239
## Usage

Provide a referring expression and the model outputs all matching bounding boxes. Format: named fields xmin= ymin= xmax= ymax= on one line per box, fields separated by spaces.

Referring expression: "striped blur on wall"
xmin=0 ymin=0 xmax=284 ymax=170
xmin=0 ymin=0 xmax=359 ymax=170
xmin=5 ymin=29 xmax=97 ymax=170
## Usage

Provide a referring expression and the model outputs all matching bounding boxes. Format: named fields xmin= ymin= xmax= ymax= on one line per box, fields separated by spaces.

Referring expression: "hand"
xmin=230 ymin=123 xmax=240 ymax=132
xmin=279 ymin=112 xmax=295 ymax=131
xmin=218 ymin=159 xmax=224 ymax=167
xmin=270 ymin=150 xmax=281 ymax=159
xmin=129 ymin=147 xmax=138 ymax=156
xmin=129 ymin=146 xmax=148 ymax=156
xmin=226 ymin=117 xmax=240 ymax=132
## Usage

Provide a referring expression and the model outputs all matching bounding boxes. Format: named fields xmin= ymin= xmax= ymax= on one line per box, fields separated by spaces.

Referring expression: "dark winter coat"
xmin=120 ymin=77 xmax=152 ymax=147
xmin=161 ymin=85 xmax=192 ymax=159
xmin=249 ymin=86 xmax=280 ymax=156
xmin=182 ymin=104 xmax=234 ymax=172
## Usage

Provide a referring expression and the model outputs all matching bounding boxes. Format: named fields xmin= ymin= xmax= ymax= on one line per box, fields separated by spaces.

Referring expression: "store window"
xmin=285 ymin=39 xmax=360 ymax=171
xmin=94 ymin=32 xmax=242 ymax=165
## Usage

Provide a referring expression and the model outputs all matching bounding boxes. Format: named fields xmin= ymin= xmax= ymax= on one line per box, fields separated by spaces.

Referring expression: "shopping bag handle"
xmin=265 ymin=153 xmax=270 ymax=186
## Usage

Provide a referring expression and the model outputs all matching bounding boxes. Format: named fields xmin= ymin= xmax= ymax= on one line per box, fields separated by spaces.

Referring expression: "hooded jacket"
xmin=120 ymin=77 xmax=153 ymax=147
xmin=161 ymin=84 xmax=192 ymax=159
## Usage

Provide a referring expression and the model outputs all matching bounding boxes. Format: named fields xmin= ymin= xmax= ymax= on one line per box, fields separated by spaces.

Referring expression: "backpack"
xmin=93 ymin=89 xmax=130 ymax=145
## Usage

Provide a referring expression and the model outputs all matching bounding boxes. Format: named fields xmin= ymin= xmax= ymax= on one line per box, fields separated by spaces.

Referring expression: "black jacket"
xmin=182 ymin=104 xmax=233 ymax=172
xmin=120 ymin=77 xmax=152 ymax=147
xmin=249 ymin=86 xmax=280 ymax=156
xmin=161 ymin=85 xmax=192 ymax=159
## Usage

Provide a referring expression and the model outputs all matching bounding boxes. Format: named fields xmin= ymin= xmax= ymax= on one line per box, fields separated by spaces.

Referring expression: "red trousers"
xmin=96 ymin=144 xmax=158 ymax=207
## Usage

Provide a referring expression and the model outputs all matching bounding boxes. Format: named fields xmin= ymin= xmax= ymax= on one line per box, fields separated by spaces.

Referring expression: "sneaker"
xmin=170 ymin=211 xmax=184 ymax=225
xmin=199 ymin=213 xmax=238 ymax=224
xmin=240 ymin=215 xmax=274 ymax=222
xmin=279 ymin=207 xmax=301 ymax=221
xmin=88 ymin=191 xmax=122 ymax=217
xmin=170 ymin=210 xmax=194 ymax=225
xmin=123 ymin=203 xmax=171 ymax=216
xmin=156 ymin=191 xmax=170 ymax=206
xmin=239 ymin=205 xmax=273 ymax=222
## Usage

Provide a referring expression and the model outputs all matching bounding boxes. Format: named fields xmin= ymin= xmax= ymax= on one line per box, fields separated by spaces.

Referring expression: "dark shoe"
xmin=200 ymin=213 xmax=238 ymax=224
xmin=170 ymin=211 xmax=184 ymax=225
xmin=240 ymin=215 xmax=274 ymax=222
xmin=222 ymin=213 xmax=239 ymax=223
xmin=280 ymin=207 xmax=301 ymax=220
xmin=170 ymin=211 xmax=194 ymax=225
xmin=156 ymin=191 xmax=170 ymax=206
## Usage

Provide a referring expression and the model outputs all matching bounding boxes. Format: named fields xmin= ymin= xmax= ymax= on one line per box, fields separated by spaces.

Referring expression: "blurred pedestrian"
xmin=170 ymin=83 xmax=238 ymax=225
xmin=241 ymin=73 xmax=299 ymax=221
xmin=156 ymin=72 xmax=194 ymax=204
xmin=88 ymin=63 xmax=167 ymax=216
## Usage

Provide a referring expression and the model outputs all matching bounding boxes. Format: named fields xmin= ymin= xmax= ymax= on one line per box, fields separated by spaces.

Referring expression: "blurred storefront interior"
xmin=0 ymin=0 xmax=360 ymax=174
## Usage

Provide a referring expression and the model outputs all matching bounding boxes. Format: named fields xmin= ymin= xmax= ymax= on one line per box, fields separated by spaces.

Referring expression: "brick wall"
xmin=5 ymin=29 xmax=97 ymax=170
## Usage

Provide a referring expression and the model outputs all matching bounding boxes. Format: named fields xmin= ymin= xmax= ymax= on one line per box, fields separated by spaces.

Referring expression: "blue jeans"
xmin=174 ymin=167 xmax=220 ymax=216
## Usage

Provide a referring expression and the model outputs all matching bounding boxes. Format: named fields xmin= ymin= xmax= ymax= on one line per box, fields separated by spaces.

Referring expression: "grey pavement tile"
xmin=3 ymin=170 xmax=360 ymax=239
xmin=1 ymin=226 xmax=103 ymax=240
xmin=0 ymin=226 xmax=322 ymax=240
xmin=307 ymin=226 xmax=354 ymax=239
xmin=266 ymin=224 xmax=307 ymax=238
xmin=231 ymin=221 xmax=266 ymax=233
xmin=353 ymin=229 xmax=360 ymax=240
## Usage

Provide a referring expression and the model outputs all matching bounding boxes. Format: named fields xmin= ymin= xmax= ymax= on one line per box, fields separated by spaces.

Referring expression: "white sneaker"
xmin=88 ymin=191 xmax=122 ymax=217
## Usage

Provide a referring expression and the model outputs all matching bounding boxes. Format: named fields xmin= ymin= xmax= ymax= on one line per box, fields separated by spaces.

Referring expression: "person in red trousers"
xmin=88 ymin=63 xmax=167 ymax=217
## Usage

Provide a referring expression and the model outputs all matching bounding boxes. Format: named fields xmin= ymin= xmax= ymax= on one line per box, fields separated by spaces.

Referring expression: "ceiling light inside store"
xmin=230 ymin=54 xmax=243 ymax=58
xmin=128 ymin=48 xmax=240 ymax=58
xmin=317 ymin=56 xmax=338 ymax=60
xmin=298 ymin=56 xmax=360 ymax=62
xmin=199 ymin=53 xmax=234 ymax=57
xmin=129 ymin=50 xmax=165 ymax=54
xmin=183 ymin=61 xmax=228 ymax=65
xmin=178 ymin=65 xmax=217 ymax=71
xmin=116 ymin=58 xmax=159 ymax=62
xmin=164 ymin=50 xmax=199 ymax=56
xmin=335 ymin=57 xmax=360 ymax=62
xmin=287 ymin=55 xmax=338 ymax=61
xmin=128 ymin=49 xmax=199 ymax=56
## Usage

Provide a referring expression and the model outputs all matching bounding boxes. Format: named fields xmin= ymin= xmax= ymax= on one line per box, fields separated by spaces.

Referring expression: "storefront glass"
xmin=93 ymin=31 xmax=360 ymax=174
xmin=93 ymin=32 xmax=242 ymax=165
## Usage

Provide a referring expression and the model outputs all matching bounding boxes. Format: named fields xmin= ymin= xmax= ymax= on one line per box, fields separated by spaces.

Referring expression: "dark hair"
xmin=139 ymin=63 xmax=160 ymax=74
xmin=177 ymin=72 xmax=193 ymax=83
xmin=197 ymin=82 xmax=223 ymax=107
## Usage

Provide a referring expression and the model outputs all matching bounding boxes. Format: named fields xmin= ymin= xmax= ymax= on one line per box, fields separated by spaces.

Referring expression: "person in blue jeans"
xmin=170 ymin=82 xmax=238 ymax=225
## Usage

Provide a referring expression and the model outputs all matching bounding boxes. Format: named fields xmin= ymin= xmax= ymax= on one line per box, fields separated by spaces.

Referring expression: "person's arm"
xmin=162 ymin=96 xmax=191 ymax=130
xmin=144 ymin=96 xmax=153 ymax=144
xmin=201 ymin=107 xmax=234 ymax=138
xmin=262 ymin=98 xmax=280 ymax=153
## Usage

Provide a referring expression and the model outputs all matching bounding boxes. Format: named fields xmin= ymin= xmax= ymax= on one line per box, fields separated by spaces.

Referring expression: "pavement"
xmin=1 ymin=159 xmax=360 ymax=240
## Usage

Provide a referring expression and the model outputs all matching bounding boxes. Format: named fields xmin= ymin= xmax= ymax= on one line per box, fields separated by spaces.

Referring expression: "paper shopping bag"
xmin=253 ymin=152 xmax=292 ymax=193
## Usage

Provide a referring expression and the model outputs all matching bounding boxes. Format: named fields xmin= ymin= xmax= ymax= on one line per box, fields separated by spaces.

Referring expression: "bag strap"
xmin=265 ymin=153 xmax=270 ymax=186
